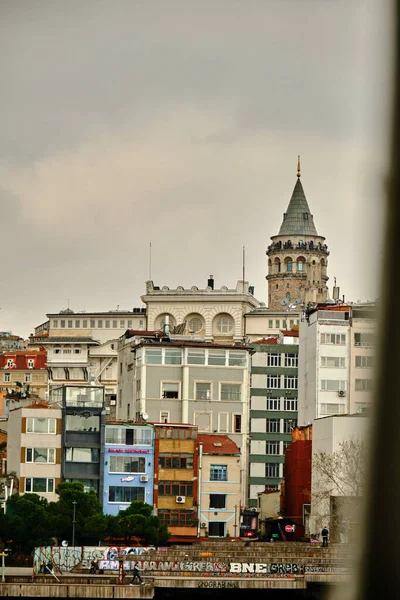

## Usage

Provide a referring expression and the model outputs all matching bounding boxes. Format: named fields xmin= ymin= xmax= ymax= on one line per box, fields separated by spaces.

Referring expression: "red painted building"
xmin=0 ymin=350 xmax=48 ymax=399
xmin=0 ymin=349 xmax=47 ymax=371
xmin=283 ymin=438 xmax=312 ymax=538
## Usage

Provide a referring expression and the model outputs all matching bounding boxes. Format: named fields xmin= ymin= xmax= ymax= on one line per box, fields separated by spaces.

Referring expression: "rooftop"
xmin=198 ymin=434 xmax=241 ymax=455
xmin=29 ymin=336 xmax=99 ymax=344
xmin=277 ymin=167 xmax=319 ymax=237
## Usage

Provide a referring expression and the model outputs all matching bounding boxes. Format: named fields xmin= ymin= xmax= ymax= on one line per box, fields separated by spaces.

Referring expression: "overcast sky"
xmin=0 ymin=0 xmax=394 ymax=338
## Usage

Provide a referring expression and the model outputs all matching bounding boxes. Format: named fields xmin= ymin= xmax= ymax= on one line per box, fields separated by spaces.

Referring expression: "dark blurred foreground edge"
xmin=356 ymin=2 xmax=400 ymax=598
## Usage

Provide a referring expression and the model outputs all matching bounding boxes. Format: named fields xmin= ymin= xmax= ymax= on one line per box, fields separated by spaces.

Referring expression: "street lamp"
xmin=72 ymin=501 xmax=77 ymax=547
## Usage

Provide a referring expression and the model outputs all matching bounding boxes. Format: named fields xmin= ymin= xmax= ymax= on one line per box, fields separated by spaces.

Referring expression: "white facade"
xmin=298 ymin=305 xmax=375 ymax=426
xmin=244 ymin=307 xmax=300 ymax=342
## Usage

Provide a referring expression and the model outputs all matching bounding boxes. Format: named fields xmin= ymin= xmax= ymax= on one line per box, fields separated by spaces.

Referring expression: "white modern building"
xmin=298 ymin=303 xmax=376 ymax=425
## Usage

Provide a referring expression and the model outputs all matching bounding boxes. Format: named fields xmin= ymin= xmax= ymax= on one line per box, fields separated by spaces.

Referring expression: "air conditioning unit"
xmin=176 ymin=496 xmax=186 ymax=504
xmin=140 ymin=475 xmax=149 ymax=482
xmin=338 ymin=390 xmax=346 ymax=397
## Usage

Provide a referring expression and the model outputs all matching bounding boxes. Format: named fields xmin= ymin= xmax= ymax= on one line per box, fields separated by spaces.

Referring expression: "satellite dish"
xmin=141 ymin=412 xmax=149 ymax=421
xmin=62 ymin=540 xmax=68 ymax=547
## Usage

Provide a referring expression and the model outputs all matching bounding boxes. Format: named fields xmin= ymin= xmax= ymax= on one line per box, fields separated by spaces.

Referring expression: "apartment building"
xmin=153 ymin=422 xmax=199 ymax=542
xmin=7 ymin=401 xmax=62 ymax=502
xmin=117 ymin=332 xmax=250 ymax=504
xmin=0 ymin=333 xmax=24 ymax=352
xmin=198 ymin=434 xmax=241 ymax=538
xmin=50 ymin=385 xmax=105 ymax=497
xmin=298 ymin=303 xmax=376 ymax=425
xmin=244 ymin=306 xmax=300 ymax=341
xmin=248 ymin=328 xmax=299 ymax=506
xmin=103 ymin=422 xmax=154 ymax=516
xmin=0 ymin=349 xmax=48 ymax=399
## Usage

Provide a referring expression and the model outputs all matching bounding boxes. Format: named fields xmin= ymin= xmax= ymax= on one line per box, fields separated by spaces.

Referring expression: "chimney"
xmin=164 ymin=315 xmax=170 ymax=336
xmin=207 ymin=275 xmax=214 ymax=290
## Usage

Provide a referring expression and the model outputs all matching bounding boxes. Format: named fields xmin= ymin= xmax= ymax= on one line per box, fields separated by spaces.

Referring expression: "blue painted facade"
xmin=103 ymin=424 xmax=154 ymax=515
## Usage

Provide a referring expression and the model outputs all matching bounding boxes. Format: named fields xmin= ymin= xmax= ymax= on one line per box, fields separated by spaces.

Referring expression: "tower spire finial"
xmin=297 ymin=155 xmax=301 ymax=178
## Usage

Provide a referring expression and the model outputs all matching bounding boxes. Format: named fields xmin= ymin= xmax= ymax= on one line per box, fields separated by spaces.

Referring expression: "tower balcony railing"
xmin=267 ymin=241 xmax=329 ymax=254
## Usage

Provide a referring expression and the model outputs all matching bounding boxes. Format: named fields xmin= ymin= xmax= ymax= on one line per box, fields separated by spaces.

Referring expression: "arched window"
xmin=297 ymin=256 xmax=306 ymax=272
xmin=274 ymin=257 xmax=281 ymax=273
xmin=284 ymin=257 xmax=293 ymax=272
xmin=185 ymin=313 xmax=204 ymax=334
xmin=214 ymin=314 xmax=234 ymax=334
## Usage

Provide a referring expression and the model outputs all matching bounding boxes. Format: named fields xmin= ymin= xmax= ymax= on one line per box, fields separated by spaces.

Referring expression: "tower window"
xmin=287 ymin=261 xmax=292 ymax=272
xmin=303 ymin=213 xmax=309 ymax=220
xmin=275 ymin=284 xmax=279 ymax=289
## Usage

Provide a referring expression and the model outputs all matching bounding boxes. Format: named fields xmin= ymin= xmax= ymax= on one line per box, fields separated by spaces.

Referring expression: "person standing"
xmin=130 ymin=561 xmax=144 ymax=585
xmin=321 ymin=526 xmax=329 ymax=547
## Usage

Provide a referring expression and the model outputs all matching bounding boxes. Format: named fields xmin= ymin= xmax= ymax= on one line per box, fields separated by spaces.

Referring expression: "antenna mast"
xmin=149 ymin=242 xmax=152 ymax=281
xmin=242 ymin=246 xmax=246 ymax=283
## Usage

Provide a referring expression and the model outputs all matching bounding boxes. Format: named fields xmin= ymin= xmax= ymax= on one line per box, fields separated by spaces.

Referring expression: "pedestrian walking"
xmin=130 ymin=561 xmax=144 ymax=585
xmin=321 ymin=526 xmax=329 ymax=547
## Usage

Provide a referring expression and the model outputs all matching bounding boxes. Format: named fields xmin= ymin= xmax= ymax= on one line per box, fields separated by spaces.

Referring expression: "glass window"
xmin=266 ymin=418 xmax=280 ymax=433
xmin=216 ymin=316 xmax=234 ymax=334
xmin=188 ymin=317 xmax=203 ymax=333
xmin=228 ymin=351 xmax=247 ymax=366
xmin=65 ymin=387 xmax=103 ymax=407
xmin=321 ymin=356 xmax=346 ymax=368
xmin=267 ymin=398 xmax=280 ymax=410
xmin=60 ymin=320 xmax=66 ymax=328
xmin=90 ymin=320 xmax=95 ymax=327
xmin=355 ymin=379 xmax=374 ymax=391
xmin=286 ymin=261 xmax=292 ymax=272
xmin=109 ymin=455 xmax=146 ymax=473
xmin=158 ymin=481 xmax=193 ymax=496
xmin=268 ymin=320 xmax=273 ymax=328
xmin=284 ymin=398 xmax=298 ymax=411
xmin=53 ymin=320 xmax=58 ymax=327
xmin=267 ymin=353 xmax=281 ymax=367
xmin=25 ymin=478 xmax=54 ymax=493
xmin=209 ymin=494 xmax=226 ymax=509
xmin=146 ymin=349 xmax=162 ymax=364
xmin=208 ymin=351 xmax=226 ymax=366
xmin=321 ymin=380 xmax=346 ymax=391
xmin=321 ymin=333 xmax=346 ymax=345
xmin=113 ymin=320 xmax=118 ymax=328
xmin=275 ymin=320 xmax=280 ymax=328
xmin=127 ymin=320 xmax=133 ymax=328
xmin=220 ymin=384 xmax=241 ymax=401
xmin=355 ymin=356 xmax=374 ymax=368
xmin=120 ymin=320 xmax=125 ymax=328
xmin=266 ymin=463 xmax=280 ymax=477
xmin=284 ymin=376 xmax=298 ymax=389
xmin=26 ymin=448 xmax=55 ymax=463
xmin=162 ymin=383 xmax=179 ymax=399
xmin=26 ymin=418 xmax=56 ymax=434
xmin=284 ymin=419 xmax=297 ymax=433
xmin=82 ymin=320 xmax=87 ymax=328
xmin=267 ymin=375 xmax=280 ymax=389
xmin=354 ymin=333 xmax=375 ymax=347
xmin=109 ymin=486 xmax=145 ymax=503
xmin=65 ymin=414 xmax=100 ymax=432
xmin=234 ymin=414 xmax=241 ymax=432
xmin=284 ymin=353 xmax=298 ymax=367
xmin=68 ymin=320 xmax=73 ymax=328
xmin=297 ymin=261 xmax=304 ymax=272
xmin=24 ymin=374 xmax=31 ymax=383
xmin=98 ymin=320 xmax=103 ymax=328
xmin=4 ymin=373 xmax=10 ymax=382
xmin=195 ymin=382 xmax=211 ymax=400
xmin=75 ymin=320 xmax=80 ymax=328
xmin=210 ymin=465 xmax=227 ymax=481
xmin=105 ymin=320 xmax=110 ymax=328
xmin=266 ymin=441 xmax=280 ymax=455
xmin=187 ymin=350 xmax=205 ymax=365
xmin=165 ymin=349 xmax=182 ymax=365
xmin=66 ymin=447 xmax=99 ymax=462
xmin=159 ymin=454 xmax=193 ymax=469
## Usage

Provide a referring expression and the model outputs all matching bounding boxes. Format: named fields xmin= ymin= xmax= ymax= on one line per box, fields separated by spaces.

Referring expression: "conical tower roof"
xmin=278 ymin=162 xmax=318 ymax=236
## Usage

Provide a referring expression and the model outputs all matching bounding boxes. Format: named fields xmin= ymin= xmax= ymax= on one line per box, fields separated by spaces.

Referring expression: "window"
xmin=195 ymin=382 xmax=211 ymax=400
xmin=289 ymin=320 xmax=294 ymax=328
xmin=284 ymin=398 xmax=298 ymax=411
xmin=162 ymin=382 xmax=179 ymax=399
xmin=160 ymin=411 xmax=169 ymax=423
xmin=68 ymin=320 xmax=73 ymax=328
xmin=66 ymin=448 xmax=99 ymax=462
xmin=208 ymin=522 xmax=225 ymax=537
xmin=216 ymin=316 xmax=234 ymax=334
xmin=267 ymin=353 xmax=281 ymax=367
xmin=297 ymin=261 xmax=304 ymax=272
xmin=321 ymin=357 xmax=346 ymax=368
xmin=266 ymin=441 xmax=280 ymax=455
xmin=320 ymin=403 xmax=346 ymax=415
xmin=109 ymin=455 xmax=145 ymax=473
xmin=105 ymin=320 xmax=110 ymax=328
xmin=6 ymin=359 xmax=14 ymax=367
xmin=159 ymin=454 xmax=193 ymax=469
xmin=60 ymin=320 xmax=66 ymax=328
xmin=113 ymin=320 xmax=118 ymax=328
xmin=220 ymin=384 xmax=241 ymax=401
xmin=275 ymin=320 xmax=280 ymax=328
xmin=284 ymin=419 xmax=297 ymax=433
xmin=187 ymin=350 xmax=205 ymax=365
xmin=120 ymin=320 xmax=125 ymax=328
xmin=26 ymin=448 xmax=55 ymax=463
xmin=4 ymin=373 xmax=10 ymax=382
xmin=321 ymin=380 xmax=346 ymax=391
xmin=158 ymin=509 xmax=196 ymax=526
xmin=354 ymin=333 xmax=374 ymax=347
xmin=234 ymin=414 xmax=242 ymax=432
xmin=63 ymin=348 xmax=72 ymax=354
xmin=27 ymin=359 xmax=34 ymax=368
xmin=52 ymin=320 xmax=58 ymax=327
xmin=165 ymin=349 xmax=182 ymax=365
xmin=284 ymin=353 xmax=298 ymax=367
xmin=284 ymin=376 xmax=298 ymax=389
xmin=146 ymin=349 xmax=162 ymax=364
xmin=209 ymin=494 xmax=226 ymax=509
xmin=27 ymin=418 xmax=56 ymax=434
xmin=75 ymin=320 xmax=80 ymax=328
xmin=208 ymin=350 xmax=226 ymax=366
xmin=286 ymin=261 xmax=293 ymax=272
xmin=98 ymin=320 xmax=103 ymax=328
xmin=90 ymin=320 xmax=95 ymax=327
xmin=158 ymin=481 xmax=193 ymax=496
xmin=25 ymin=478 xmax=54 ymax=494
xmin=24 ymin=374 xmax=31 ymax=383
xmin=188 ymin=317 xmax=203 ymax=333
xmin=355 ymin=379 xmax=374 ymax=391
xmin=210 ymin=465 xmax=227 ymax=481
xmin=109 ymin=486 xmax=145 ymax=503
xmin=267 ymin=375 xmax=280 ymax=389
xmin=267 ymin=397 xmax=280 ymax=410
xmin=82 ymin=320 xmax=87 ymax=328
xmin=218 ymin=412 xmax=229 ymax=432
xmin=229 ymin=351 xmax=247 ymax=366
xmin=268 ymin=320 xmax=273 ymax=328
xmin=266 ymin=418 xmax=280 ymax=433
xmin=74 ymin=348 xmax=81 ymax=354
xmin=265 ymin=463 xmax=280 ymax=477
xmin=321 ymin=333 xmax=346 ymax=345
xmin=356 ymin=402 xmax=369 ymax=414
xmin=66 ymin=414 xmax=100 ymax=432
xmin=105 ymin=427 xmax=152 ymax=445
xmin=127 ymin=320 xmax=133 ymax=328
xmin=355 ymin=356 xmax=374 ymax=368
xmin=283 ymin=441 xmax=291 ymax=453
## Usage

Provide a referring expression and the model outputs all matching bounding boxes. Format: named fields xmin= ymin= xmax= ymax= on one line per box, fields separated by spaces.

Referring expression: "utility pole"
xmin=234 ymin=505 xmax=238 ymax=538
xmin=72 ymin=501 xmax=77 ymax=547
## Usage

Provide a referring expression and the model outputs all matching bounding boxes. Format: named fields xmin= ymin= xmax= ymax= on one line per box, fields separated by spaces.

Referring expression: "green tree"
xmin=106 ymin=502 xmax=169 ymax=546
xmin=1 ymin=494 xmax=57 ymax=553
